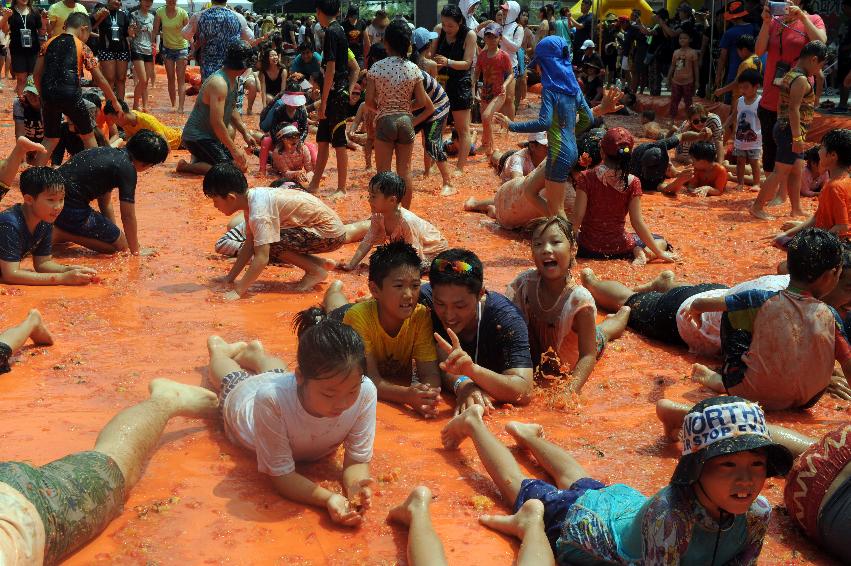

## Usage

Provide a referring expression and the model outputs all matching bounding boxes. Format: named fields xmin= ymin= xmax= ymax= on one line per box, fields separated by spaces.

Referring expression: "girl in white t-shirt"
xmin=366 ymin=20 xmax=434 ymax=209
xmin=207 ymin=317 xmax=377 ymax=527
xmin=505 ymin=216 xmax=629 ymax=393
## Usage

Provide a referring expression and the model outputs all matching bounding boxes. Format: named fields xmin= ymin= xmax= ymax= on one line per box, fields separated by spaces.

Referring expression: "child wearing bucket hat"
xmin=573 ymin=127 xmax=677 ymax=265
xmin=441 ymin=395 xmax=789 ymax=564
xmin=493 ymin=35 xmax=594 ymax=219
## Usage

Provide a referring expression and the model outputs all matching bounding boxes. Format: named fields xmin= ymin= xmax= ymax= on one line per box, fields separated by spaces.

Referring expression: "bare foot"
xmin=691 ymin=363 xmax=719 ymax=387
xmin=579 ymin=267 xmax=596 ymax=287
xmin=505 ymin=421 xmax=544 ymax=445
xmin=606 ymin=306 xmax=631 ymax=334
xmin=441 ymin=404 xmax=485 ymax=449
xmin=149 ymin=378 xmax=219 ymax=418
xmin=651 ymin=270 xmax=676 ymax=292
xmin=655 ymin=399 xmax=684 ymax=443
xmin=463 ymin=197 xmax=479 ymax=211
xmin=294 ymin=267 xmax=329 ymax=292
xmin=479 ymin=499 xmax=545 ymax=539
xmin=176 ymin=159 xmax=190 ymax=173
xmin=27 ymin=309 xmax=54 ymax=346
xmin=328 ymin=190 xmax=347 ymax=202
xmin=767 ymin=197 xmax=785 ymax=207
xmin=387 ymin=486 xmax=433 ymax=526
xmin=749 ymin=184 xmax=761 ymax=193
xmin=452 ymin=168 xmax=464 ymax=178
xmin=748 ymin=206 xmax=774 ymax=221
xmin=206 ymin=335 xmax=248 ymax=359
xmin=733 ymin=184 xmax=744 ymax=192
xmin=790 ymin=209 xmax=807 ymax=218
xmin=440 ymin=184 xmax=457 ymax=197
xmin=16 ymin=136 xmax=46 ymax=154
xmin=632 ymin=248 xmax=648 ymax=266
xmin=233 ymin=339 xmax=265 ymax=366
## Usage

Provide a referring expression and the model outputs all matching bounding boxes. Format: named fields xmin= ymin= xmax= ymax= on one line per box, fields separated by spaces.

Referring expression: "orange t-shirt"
xmin=689 ymin=162 xmax=727 ymax=193
xmin=814 ymin=177 xmax=851 ymax=237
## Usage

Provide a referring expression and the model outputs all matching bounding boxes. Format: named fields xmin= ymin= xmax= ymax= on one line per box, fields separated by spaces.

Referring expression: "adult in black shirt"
xmin=53 ymin=131 xmax=168 ymax=255
xmin=281 ymin=14 xmax=297 ymax=46
xmin=341 ymin=5 xmax=366 ymax=67
xmin=306 ymin=0 xmax=352 ymax=195
xmin=571 ymin=0 xmax=595 ymax=53
xmin=1 ymin=0 xmax=44 ymax=95
xmin=91 ymin=0 xmax=132 ymax=99
xmin=419 ymin=249 xmax=534 ymax=414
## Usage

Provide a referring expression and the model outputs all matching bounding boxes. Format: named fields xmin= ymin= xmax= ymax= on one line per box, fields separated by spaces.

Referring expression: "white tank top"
xmin=734 ymin=94 xmax=762 ymax=152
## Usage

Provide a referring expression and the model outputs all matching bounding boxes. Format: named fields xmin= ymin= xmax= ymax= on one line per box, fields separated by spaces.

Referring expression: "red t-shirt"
xmin=576 ymin=167 xmax=643 ymax=255
xmin=761 ymin=15 xmax=825 ymax=111
xmin=689 ymin=163 xmax=727 ymax=193
xmin=476 ymin=48 xmax=512 ymax=101
xmin=814 ymin=178 xmax=851 ymax=237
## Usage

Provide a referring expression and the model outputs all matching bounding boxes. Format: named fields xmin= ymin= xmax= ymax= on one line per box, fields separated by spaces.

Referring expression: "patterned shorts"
xmin=96 ymin=50 xmax=130 ymax=62
xmin=0 ymin=341 xmax=11 ymax=374
xmin=784 ymin=425 xmax=851 ymax=542
xmin=268 ymin=228 xmax=345 ymax=259
xmin=0 ymin=451 xmax=126 ymax=565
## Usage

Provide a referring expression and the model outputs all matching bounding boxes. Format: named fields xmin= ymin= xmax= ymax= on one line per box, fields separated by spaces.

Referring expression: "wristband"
xmin=793 ymin=135 xmax=805 ymax=142
xmin=453 ymin=375 xmax=471 ymax=394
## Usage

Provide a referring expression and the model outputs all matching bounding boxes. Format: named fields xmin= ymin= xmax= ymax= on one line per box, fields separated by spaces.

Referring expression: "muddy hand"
xmin=326 ymin=493 xmax=363 ymax=527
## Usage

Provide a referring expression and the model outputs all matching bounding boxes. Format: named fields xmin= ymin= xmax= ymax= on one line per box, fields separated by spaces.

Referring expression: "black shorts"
xmin=130 ymin=51 xmax=154 ymax=63
xmin=445 ymin=77 xmax=473 ymax=112
xmin=316 ymin=90 xmax=348 ymax=148
xmin=183 ymin=138 xmax=232 ymax=165
xmin=624 ymin=283 xmax=728 ymax=346
xmin=42 ymin=97 xmax=93 ymax=139
xmin=0 ymin=341 xmax=11 ymax=374
xmin=10 ymin=51 xmax=37 ymax=74
xmin=54 ymin=201 xmax=122 ymax=244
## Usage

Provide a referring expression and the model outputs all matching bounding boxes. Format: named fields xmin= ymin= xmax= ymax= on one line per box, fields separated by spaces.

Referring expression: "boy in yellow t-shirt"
xmin=47 ymin=0 xmax=89 ymax=37
xmin=308 ymin=241 xmax=442 ymax=419
xmin=103 ymin=100 xmax=182 ymax=149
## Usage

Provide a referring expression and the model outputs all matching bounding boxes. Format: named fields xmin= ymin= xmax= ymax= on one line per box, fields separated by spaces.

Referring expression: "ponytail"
xmin=616 ymin=146 xmax=631 ymax=192
xmin=292 ymin=306 xmax=328 ymax=337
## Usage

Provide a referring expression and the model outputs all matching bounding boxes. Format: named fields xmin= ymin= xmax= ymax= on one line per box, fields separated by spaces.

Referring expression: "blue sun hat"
xmin=670 ymin=396 xmax=794 ymax=486
xmin=528 ymin=36 xmax=580 ymax=96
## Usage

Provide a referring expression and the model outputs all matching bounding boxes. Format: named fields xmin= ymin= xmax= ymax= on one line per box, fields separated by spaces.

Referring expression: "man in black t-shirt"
xmin=52 ymin=131 xmax=168 ymax=255
xmin=418 ymin=249 xmax=534 ymax=414
xmin=341 ymin=5 xmax=366 ymax=67
xmin=281 ymin=14 xmax=297 ymax=46
xmin=307 ymin=0 xmax=350 ymax=199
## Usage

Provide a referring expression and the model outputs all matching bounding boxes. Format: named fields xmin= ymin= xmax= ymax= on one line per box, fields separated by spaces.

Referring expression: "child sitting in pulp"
xmin=573 ymin=127 xmax=676 ymax=265
xmin=206 ymin=317 xmax=376 ymax=527
xmin=315 ymin=241 xmax=443 ymax=418
xmin=270 ymin=124 xmax=314 ymax=184
xmin=440 ymin=395 xmax=791 ymax=563
xmin=506 ymin=216 xmax=630 ymax=393
xmin=639 ymin=109 xmax=664 ymax=140
xmin=343 ymin=171 xmax=448 ymax=272
xmin=661 ymin=142 xmax=728 ymax=197
xmin=800 ymin=145 xmax=828 ymax=197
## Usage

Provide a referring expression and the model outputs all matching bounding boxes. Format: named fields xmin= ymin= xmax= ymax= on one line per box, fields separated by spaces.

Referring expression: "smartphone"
xmin=769 ymin=1 xmax=789 ymax=16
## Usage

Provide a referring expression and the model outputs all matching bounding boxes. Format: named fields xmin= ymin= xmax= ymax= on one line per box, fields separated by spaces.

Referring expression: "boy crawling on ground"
xmin=688 ymin=228 xmax=851 ymax=410
xmin=441 ymin=395 xmax=791 ymax=563
xmin=310 ymin=241 xmax=443 ymax=418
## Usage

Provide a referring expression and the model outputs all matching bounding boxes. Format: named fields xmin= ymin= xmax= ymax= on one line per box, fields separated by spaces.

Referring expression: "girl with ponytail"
xmin=572 ymin=127 xmax=677 ymax=265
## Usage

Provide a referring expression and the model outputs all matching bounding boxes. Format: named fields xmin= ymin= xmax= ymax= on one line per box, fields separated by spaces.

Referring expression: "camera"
xmin=769 ymin=1 xmax=789 ymax=16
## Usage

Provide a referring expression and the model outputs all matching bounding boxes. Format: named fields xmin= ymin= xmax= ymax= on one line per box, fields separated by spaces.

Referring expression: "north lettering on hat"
xmin=681 ymin=402 xmax=769 ymax=455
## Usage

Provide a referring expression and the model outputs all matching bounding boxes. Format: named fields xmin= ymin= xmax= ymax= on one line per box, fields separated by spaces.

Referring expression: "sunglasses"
xmin=432 ymin=259 xmax=474 ymax=273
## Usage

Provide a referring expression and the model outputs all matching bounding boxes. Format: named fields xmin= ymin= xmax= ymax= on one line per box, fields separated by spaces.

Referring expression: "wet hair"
xmin=786 ymin=228 xmax=843 ymax=284
xmin=803 ymin=144 xmax=820 ymax=166
xmin=103 ymin=99 xmax=130 ymax=114
xmin=367 ymin=43 xmax=388 ymax=68
xmin=289 ymin=315 xmax=366 ymax=380
xmin=428 ymin=249 xmax=484 ymax=295
xmin=641 ymin=110 xmax=656 ymax=121
xmin=735 ymin=33 xmax=755 ymax=52
xmin=799 ymin=40 xmax=828 ymax=62
xmin=385 ymin=20 xmax=412 ymax=59
xmin=223 ymin=41 xmax=257 ymax=70
xmin=260 ymin=47 xmax=279 ymax=72
xmin=298 ymin=41 xmax=313 ymax=53
xmin=575 ymin=128 xmax=604 ymax=172
xmin=202 ymin=163 xmax=248 ymax=198
xmin=688 ymin=141 xmax=718 ymax=163
xmin=65 ymin=11 xmax=89 ymax=30
xmin=441 ymin=4 xmax=465 ymax=26
xmin=368 ymin=240 xmax=421 ymax=287
xmin=125 ymin=130 xmax=169 ymax=165
xmin=81 ymin=91 xmax=102 ymax=109
xmin=527 ymin=216 xmax=577 ymax=249
xmin=496 ymin=149 xmax=519 ymax=176
xmin=20 ymin=166 xmax=64 ymax=198
xmin=687 ymin=103 xmax=707 ymax=118
xmin=820 ymin=129 xmax=851 ymax=168
xmin=737 ymin=68 xmax=762 ymax=86
xmin=368 ymin=171 xmax=406 ymax=201
xmin=317 ymin=0 xmax=340 ymax=18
